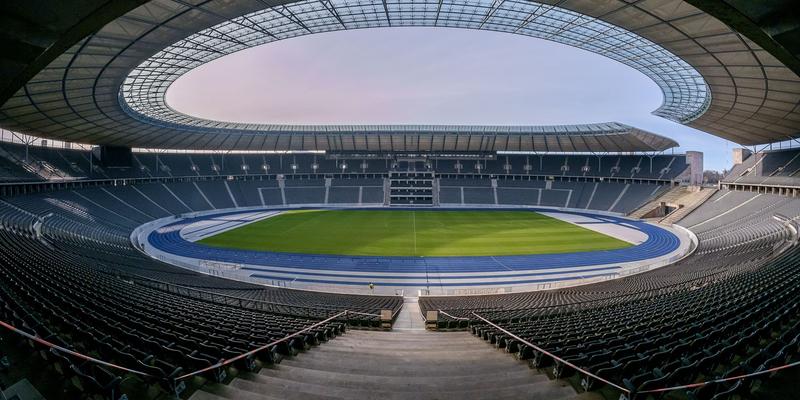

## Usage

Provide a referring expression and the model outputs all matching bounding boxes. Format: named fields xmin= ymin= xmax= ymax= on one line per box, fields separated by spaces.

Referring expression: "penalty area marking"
xmin=538 ymin=211 xmax=647 ymax=245
xmin=181 ymin=210 xmax=281 ymax=242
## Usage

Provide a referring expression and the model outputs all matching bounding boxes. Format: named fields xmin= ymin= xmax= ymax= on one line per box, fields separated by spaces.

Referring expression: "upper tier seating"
xmin=0 ymin=141 xmax=687 ymax=183
xmin=724 ymin=148 xmax=800 ymax=186
xmin=440 ymin=178 xmax=665 ymax=213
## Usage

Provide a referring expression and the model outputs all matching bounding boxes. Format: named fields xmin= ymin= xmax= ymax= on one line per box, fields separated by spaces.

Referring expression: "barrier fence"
xmin=470 ymin=312 xmax=800 ymax=399
xmin=471 ymin=312 xmax=631 ymax=394
xmin=3 ymin=311 xmax=799 ymax=399
xmin=174 ymin=310 xmax=348 ymax=381
xmin=437 ymin=309 xmax=470 ymax=321
xmin=0 ymin=309 xmax=378 ymax=394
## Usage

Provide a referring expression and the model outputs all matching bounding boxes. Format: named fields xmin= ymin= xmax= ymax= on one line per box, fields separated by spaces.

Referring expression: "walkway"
xmin=392 ymin=297 xmax=426 ymax=331
xmin=191 ymin=329 xmax=600 ymax=400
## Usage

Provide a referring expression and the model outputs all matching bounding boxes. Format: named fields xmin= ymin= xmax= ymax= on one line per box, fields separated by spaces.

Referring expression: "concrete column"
xmin=425 ymin=311 xmax=439 ymax=330
xmin=380 ymin=309 xmax=393 ymax=329
xmin=685 ymin=151 xmax=703 ymax=185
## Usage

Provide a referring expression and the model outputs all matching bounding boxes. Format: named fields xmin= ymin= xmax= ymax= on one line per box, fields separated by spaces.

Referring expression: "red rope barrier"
xmin=0 ymin=310 xmax=349 ymax=382
xmin=469 ymin=313 xmax=800 ymax=397
xmin=637 ymin=359 xmax=800 ymax=394
xmin=5 ymin=309 xmax=800 ymax=395
xmin=174 ymin=310 xmax=348 ymax=380
xmin=438 ymin=309 xmax=470 ymax=321
xmin=471 ymin=312 xmax=631 ymax=394
xmin=0 ymin=320 xmax=154 ymax=377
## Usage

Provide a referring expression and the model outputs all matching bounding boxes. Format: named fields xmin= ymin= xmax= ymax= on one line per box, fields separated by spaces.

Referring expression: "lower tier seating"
xmin=0 ymin=200 xmax=401 ymax=398
xmin=421 ymin=192 xmax=800 ymax=399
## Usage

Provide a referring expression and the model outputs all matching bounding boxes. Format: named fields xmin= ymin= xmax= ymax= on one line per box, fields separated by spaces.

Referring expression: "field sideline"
xmin=197 ymin=209 xmax=632 ymax=257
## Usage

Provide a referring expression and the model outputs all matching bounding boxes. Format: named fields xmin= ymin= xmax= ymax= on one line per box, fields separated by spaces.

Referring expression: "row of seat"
xmin=0 ymin=141 xmax=688 ymax=182
xmin=421 ymin=191 xmax=800 ymax=399
xmin=0 ymin=193 xmax=403 ymax=398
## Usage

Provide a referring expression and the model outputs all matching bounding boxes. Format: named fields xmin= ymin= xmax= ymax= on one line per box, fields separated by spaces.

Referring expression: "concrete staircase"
xmin=190 ymin=330 xmax=597 ymax=400
xmin=659 ymin=187 xmax=717 ymax=224
xmin=392 ymin=297 xmax=426 ymax=331
xmin=628 ymin=186 xmax=686 ymax=219
xmin=628 ymin=186 xmax=716 ymax=224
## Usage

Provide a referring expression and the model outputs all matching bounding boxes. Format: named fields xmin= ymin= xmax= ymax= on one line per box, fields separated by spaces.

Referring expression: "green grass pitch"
xmin=197 ymin=209 xmax=632 ymax=257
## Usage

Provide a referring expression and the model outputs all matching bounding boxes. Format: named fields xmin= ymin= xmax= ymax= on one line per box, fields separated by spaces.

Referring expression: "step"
xmin=313 ymin=343 xmax=505 ymax=355
xmin=330 ymin=339 xmax=483 ymax=347
xmin=337 ymin=332 xmax=473 ymax=340
xmin=325 ymin=339 xmax=485 ymax=351
xmin=191 ymin=330 xmax=585 ymax=400
xmin=190 ymin=383 xmax=283 ymax=400
xmin=342 ymin=331 xmax=473 ymax=342
xmin=235 ymin=372 xmax=578 ymax=400
xmin=333 ymin=336 xmax=480 ymax=346
xmin=326 ymin=333 xmax=498 ymax=347
xmin=280 ymin=356 xmax=528 ymax=377
xmin=259 ymin=363 xmax=547 ymax=391
xmin=331 ymin=334 xmax=479 ymax=346
xmin=311 ymin=342 xmax=517 ymax=359
xmin=295 ymin=346 xmax=521 ymax=365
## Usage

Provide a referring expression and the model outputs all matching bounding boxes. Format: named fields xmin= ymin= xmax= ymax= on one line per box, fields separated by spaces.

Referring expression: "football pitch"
xmin=197 ymin=209 xmax=632 ymax=257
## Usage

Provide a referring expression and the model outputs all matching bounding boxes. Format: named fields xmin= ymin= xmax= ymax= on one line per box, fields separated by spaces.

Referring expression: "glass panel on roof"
xmin=119 ymin=0 xmax=706 ymax=147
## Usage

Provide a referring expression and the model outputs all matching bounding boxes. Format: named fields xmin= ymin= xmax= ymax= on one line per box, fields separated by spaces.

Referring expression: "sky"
xmin=167 ymin=28 xmax=737 ymax=171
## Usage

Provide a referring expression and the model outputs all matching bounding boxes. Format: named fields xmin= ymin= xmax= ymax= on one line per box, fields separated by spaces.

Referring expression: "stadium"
xmin=0 ymin=1 xmax=799 ymax=399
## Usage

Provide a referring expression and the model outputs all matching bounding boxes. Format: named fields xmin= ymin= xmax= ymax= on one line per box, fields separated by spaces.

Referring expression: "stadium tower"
xmin=1 ymin=1 xmax=800 ymax=400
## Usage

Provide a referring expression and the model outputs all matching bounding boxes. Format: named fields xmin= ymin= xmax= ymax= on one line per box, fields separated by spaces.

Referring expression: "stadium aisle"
xmin=392 ymin=297 xmax=426 ymax=331
xmin=190 ymin=330 xmax=599 ymax=400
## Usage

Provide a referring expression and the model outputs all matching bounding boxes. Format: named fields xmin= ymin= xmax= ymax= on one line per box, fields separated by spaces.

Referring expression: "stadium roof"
xmin=0 ymin=0 xmax=798 ymax=151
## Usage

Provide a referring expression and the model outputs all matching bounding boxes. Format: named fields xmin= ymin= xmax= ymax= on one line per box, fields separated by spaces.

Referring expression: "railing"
xmin=635 ymin=361 xmax=800 ymax=395
xmin=5 ymin=309 xmax=800 ymax=399
xmin=0 ymin=309 xmax=374 ymax=397
xmin=437 ymin=309 xmax=470 ymax=321
xmin=470 ymin=312 xmax=630 ymax=394
xmin=174 ymin=310 xmax=349 ymax=381
xmin=0 ymin=319 xmax=155 ymax=378
xmin=470 ymin=311 xmax=800 ymax=399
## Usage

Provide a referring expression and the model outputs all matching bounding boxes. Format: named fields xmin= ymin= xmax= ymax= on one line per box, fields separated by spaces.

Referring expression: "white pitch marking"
xmin=412 ymin=211 xmax=417 ymax=256
xmin=538 ymin=211 xmax=647 ymax=244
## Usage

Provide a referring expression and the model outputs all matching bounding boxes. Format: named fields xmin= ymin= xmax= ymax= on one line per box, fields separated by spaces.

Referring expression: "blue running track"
xmin=146 ymin=208 xmax=681 ymax=286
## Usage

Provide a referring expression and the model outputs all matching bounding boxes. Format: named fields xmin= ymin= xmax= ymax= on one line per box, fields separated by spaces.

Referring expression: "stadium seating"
xmin=724 ymin=148 xmax=800 ymax=187
xmin=0 ymin=145 xmax=767 ymax=399
xmin=0 ymin=142 xmax=688 ymax=183
xmin=421 ymin=190 xmax=800 ymax=398
xmin=0 ymin=192 xmax=402 ymax=398
xmin=0 ymin=172 xmax=797 ymax=398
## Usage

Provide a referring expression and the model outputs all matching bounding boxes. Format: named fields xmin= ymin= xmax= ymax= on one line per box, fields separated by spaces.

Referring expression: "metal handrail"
xmin=0 ymin=310 xmax=352 ymax=383
xmin=342 ymin=310 xmax=383 ymax=318
xmin=471 ymin=312 xmax=631 ymax=394
xmin=175 ymin=310 xmax=348 ymax=380
xmin=636 ymin=359 xmax=800 ymax=394
xmin=470 ymin=312 xmax=800 ymax=397
xmin=5 ymin=312 xmax=800 ymax=397
xmin=438 ymin=309 xmax=470 ymax=321
xmin=0 ymin=320 xmax=155 ymax=377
